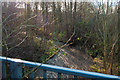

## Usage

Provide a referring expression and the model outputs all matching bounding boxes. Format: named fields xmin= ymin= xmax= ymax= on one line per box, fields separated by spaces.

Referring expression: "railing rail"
xmin=0 ymin=56 xmax=120 ymax=80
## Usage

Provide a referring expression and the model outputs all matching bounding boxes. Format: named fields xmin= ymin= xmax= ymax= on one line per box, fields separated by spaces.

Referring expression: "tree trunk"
xmin=64 ymin=1 xmax=68 ymax=39
xmin=73 ymin=1 xmax=77 ymax=32
xmin=34 ymin=2 xmax=38 ymax=25
xmin=118 ymin=1 xmax=120 ymax=75
xmin=70 ymin=0 xmax=73 ymax=33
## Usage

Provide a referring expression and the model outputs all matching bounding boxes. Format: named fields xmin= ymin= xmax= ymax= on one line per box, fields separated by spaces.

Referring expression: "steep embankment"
xmin=47 ymin=46 xmax=94 ymax=70
xmin=35 ymin=42 xmax=94 ymax=78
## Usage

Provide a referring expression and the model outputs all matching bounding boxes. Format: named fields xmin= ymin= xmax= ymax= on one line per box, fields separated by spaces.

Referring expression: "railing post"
xmin=10 ymin=62 xmax=22 ymax=79
xmin=58 ymin=73 xmax=61 ymax=80
xmin=2 ymin=62 xmax=6 ymax=80
xmin=43 ymin=70 xmax=46 ymax=80
xmin=74 ymin=75 xmax=77 ymax=80
xmin=30 ymin=67 xmax=34 ymax=80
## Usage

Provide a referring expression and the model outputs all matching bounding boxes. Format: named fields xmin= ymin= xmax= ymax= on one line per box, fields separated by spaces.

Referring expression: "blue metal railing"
xmin=0 ymin=56 xmax=120 ymax=80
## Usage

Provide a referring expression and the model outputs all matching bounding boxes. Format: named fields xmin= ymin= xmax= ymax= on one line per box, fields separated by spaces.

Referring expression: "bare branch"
xmin=3 ymin=15 xmax=37 ymax=40
xmin=7 ymin=35 xmax=28 ymax=52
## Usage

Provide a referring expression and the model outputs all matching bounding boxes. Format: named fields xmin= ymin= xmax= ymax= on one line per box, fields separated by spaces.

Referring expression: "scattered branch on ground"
xmin=23 ymin=31 xmax=75 ymax=79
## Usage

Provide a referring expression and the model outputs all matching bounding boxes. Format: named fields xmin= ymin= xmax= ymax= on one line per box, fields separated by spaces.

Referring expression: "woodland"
xmin=2 ymin=1 xmax=120 ymax=77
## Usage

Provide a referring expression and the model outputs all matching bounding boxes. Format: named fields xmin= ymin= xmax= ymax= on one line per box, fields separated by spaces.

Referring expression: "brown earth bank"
xmin=35 ymin=45 xmax=95 ymax=78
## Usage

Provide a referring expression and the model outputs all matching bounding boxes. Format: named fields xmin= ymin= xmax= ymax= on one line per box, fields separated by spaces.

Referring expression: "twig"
xmin=7 ymin=35 xmax=28 ymax=51
xmin=109 ymin=38 xmax=118 ymax=74
xmin=1 ymin=13 xmax=17 ymax=25
xmin=80 ymin=37 xmax=90 ymax=50
xmin=3 ymin=15 xmax=37 ymax=40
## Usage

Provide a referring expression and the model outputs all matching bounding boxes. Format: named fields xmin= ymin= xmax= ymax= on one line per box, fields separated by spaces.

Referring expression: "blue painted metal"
xmin=10 ymin=62 xmax=22 ymax=79
xmin=0 ymin=56 xmax=120 ymax=80
xmin=30 ymin=67 xmax=34 ymax=80
xmin=2 ymin=62 xmax=6 ymax=80
xmin=10 ymin=62 xmax=16 ymax=79
xmin=17 ymin=63 xmax=22 ymax=79
xmin=43 ymin=70 xmax=46 ymax=80
xmin=58 ymin=73 xmax=61 ymax=80
xmin=74 ymin=75 xmax=77 ymax=80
